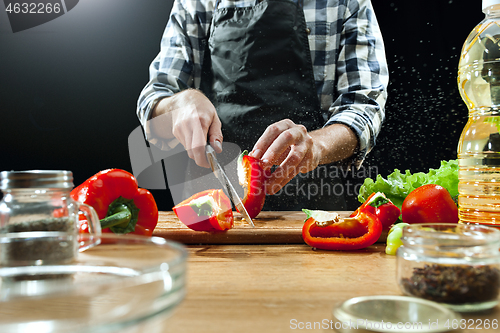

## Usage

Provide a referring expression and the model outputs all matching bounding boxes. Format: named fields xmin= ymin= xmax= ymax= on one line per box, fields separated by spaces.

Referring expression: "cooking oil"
xmin=457 ymin=0 xmax=500 ymax=226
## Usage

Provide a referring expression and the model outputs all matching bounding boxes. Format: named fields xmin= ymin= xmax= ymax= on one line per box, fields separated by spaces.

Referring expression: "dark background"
xmin=0 ymin=0 xmax=483 ymax=211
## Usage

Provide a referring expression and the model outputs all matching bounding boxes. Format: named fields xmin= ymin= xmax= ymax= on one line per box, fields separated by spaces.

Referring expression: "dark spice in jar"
xmin=0 ymin=217 xmax=77 ymax=265
xmin=401 ymin=264 xmax=500 ymax=304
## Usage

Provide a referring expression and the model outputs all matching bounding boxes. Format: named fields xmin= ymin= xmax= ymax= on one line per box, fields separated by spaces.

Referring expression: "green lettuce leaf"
xmin=358 ymin=159 xmax=458 ymax=210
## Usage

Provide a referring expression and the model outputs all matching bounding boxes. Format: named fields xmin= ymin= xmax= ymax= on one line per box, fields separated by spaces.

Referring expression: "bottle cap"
xmin=484 ymin=0 xmax=500 ymax=10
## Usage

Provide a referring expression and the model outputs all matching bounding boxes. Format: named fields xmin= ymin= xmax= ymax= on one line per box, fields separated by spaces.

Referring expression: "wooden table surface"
xmin=154 ymin=212 xmax=500 ymax=333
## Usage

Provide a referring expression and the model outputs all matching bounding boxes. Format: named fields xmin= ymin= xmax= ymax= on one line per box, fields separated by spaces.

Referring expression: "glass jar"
xmin=0 ymin=170 xmax=101 ymax=267
xmin=397 ymin=223 xmax=500 ymax=312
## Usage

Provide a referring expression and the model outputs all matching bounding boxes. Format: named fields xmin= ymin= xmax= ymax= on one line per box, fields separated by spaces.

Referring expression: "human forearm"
xmin=310 ymin=123 xmax=359 ymax=166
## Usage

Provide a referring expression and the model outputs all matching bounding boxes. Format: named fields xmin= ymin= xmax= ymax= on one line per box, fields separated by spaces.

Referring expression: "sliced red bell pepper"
xmin=173 ymin=189 xmax=234 ymax=232
xmin=350 ymin=192 xmax=401 ymax=230
xmin=302 ymin=209 xmax=382 ymax=251
xmin=71 ymin=169 xmax=159 ymax=236
xmin=237 ymin=150 xmax=267 ymax=218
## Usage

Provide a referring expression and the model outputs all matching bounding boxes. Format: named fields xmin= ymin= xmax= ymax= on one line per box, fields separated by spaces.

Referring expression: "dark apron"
xmin=199 ymin=0 xmax=347 ymax=210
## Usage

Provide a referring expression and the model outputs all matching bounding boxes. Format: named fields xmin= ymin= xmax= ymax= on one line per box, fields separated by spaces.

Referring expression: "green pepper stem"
xmin=100 ymin=204 xmax=132 ymax=229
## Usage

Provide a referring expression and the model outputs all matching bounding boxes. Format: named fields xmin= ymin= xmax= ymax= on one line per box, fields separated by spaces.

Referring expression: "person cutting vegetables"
xmin=136 ymin=0 xmax=388 ymax=211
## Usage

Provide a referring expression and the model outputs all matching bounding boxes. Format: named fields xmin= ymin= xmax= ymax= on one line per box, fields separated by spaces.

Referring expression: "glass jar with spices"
xmin=0 ymin=170 xmax=101 ymax=267
xmin=397 ymin=223 xmax=500 ymax=312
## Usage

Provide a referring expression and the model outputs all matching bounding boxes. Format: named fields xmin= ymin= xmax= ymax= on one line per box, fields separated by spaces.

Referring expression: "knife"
xmin=206 ymin=144 xmax=255 ymax=228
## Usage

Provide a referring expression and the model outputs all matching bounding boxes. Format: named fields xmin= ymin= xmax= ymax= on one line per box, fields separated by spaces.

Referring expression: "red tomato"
xmin=402 ymin=184 xmax=458 ymax=224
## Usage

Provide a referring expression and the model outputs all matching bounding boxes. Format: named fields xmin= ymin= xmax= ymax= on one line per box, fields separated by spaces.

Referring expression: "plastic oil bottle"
xmin=458 ymin=0 xmax=500 ymax=226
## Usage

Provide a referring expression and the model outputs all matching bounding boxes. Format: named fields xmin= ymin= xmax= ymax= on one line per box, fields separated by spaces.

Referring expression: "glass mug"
xmin=0 ymin=170 xmax=101 ymax=267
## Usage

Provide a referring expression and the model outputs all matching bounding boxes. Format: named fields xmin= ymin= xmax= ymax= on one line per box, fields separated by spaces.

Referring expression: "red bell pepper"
xmin=302 ymin=209 xmax=382 ymax=250
xmin=402 ymin=184 xmax=458 ymax=224
xmin=71 ymin=169 xmax=159 ymax=236
xmin=350 ymin=192 xmax=401 ymax=230
xmin=173 ymin=189 xmax=234 ymax=232
xmin=237 ymin=150 xmax=267 ymax=218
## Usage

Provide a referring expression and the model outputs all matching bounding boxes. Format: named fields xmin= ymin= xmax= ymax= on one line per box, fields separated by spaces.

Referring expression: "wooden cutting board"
xmin=153 ymin=211 xmax=387 ymax=245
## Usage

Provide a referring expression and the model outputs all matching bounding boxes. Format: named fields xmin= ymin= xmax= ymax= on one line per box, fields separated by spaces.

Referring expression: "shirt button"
xmin=306 ymin=27 xmax=311 ymax=35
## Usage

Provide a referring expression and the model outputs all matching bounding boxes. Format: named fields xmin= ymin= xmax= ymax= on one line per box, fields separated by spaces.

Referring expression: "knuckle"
xmin=281 ymin=130 xmax=294 ymax=142
xmin=297 ymin=124 xmax=308 ymax=134
xmin=213 ymin=114 xmax=222 ymax=125
xmin=198 ymin=114 xmax=212 ymax=128
xmin=266 ymin=123 xmax=281 ymax=135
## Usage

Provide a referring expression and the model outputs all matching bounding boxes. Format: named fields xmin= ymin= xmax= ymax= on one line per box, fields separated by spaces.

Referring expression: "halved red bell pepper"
xmin=173 ymin=189 xmax=234 ymax=232
xmin=302 ymin=209 xmax=382 ymax=250
xmin=71 ymin=169 xmax=159 ymax=236
xmin=350 ymin=192 xmax=401 ymax=230
xmin=237 ymin=150 xmax=267 ymax=218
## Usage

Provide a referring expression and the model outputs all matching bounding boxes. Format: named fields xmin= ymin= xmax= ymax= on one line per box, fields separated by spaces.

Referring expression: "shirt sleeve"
xmin=136 ymin=0 xmax=211 ymax=148
xmin=324 ymin=0 xmax=389 ymax=169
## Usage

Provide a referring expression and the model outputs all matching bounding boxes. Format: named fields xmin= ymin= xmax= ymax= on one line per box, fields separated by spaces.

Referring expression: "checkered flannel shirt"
xmin=137 ymin=0 xmax=389 ymax=168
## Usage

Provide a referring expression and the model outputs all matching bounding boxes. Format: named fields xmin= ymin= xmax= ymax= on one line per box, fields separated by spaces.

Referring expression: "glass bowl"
xmin=0 ymin=233 xmax=187 ymax=333
xmin=332 ymin=295 xmax=461 ymax=333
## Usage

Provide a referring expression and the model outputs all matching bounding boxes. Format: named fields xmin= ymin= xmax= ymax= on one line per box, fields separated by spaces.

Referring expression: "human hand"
xmin=249 ymin=119 xmax=322 ymax=195
xmin=156 ymin=89 xmax=223 ymax=168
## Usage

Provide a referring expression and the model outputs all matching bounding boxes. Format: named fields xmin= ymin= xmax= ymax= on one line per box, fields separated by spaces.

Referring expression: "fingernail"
xmin=250 ymin=149 xmax=261 ymax=158
xmin=214 ymin=140 xmax=222 ymax=152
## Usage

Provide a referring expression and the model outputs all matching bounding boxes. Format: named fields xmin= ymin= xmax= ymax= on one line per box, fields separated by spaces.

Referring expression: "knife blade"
xmin=206 ymin=144 xmax=255 ymax=228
